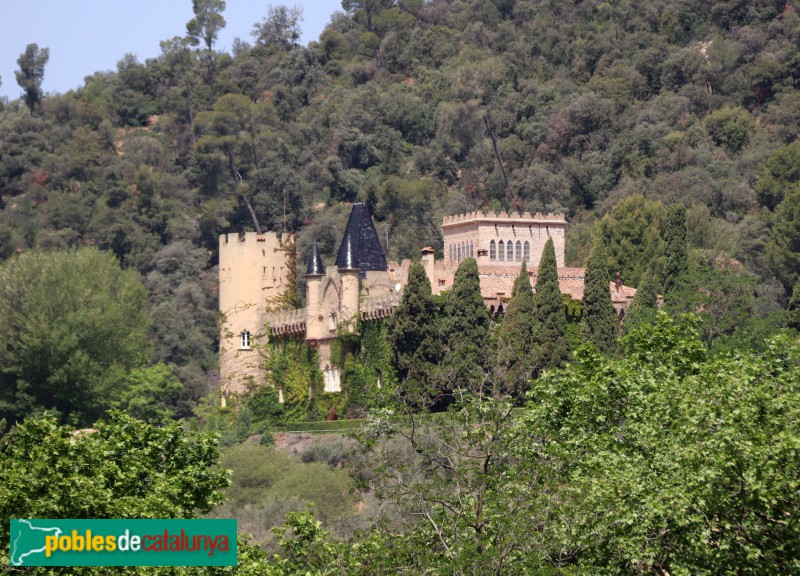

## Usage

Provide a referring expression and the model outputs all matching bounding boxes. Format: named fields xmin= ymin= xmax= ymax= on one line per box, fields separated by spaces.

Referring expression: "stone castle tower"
xmin=218 ymin=231 xmax=294 ymax=402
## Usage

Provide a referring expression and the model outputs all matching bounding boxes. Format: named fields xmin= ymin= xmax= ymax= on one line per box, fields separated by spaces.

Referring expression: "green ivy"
xmin=266 ymin=337 xmax=324 ymax=422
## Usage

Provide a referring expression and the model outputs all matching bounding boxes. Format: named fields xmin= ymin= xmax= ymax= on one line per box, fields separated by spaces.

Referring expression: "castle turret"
xmin=336 ymin=229 xmax=360 ymax=331
xmin=334 ymin=203 xmax=387 ymax=331
xmin=304 ymin=242 xmax=326 ymax=341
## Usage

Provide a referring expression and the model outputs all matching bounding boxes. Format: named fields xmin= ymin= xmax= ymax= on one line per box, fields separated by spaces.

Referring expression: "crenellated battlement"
xmin=218 ymin=231 xmax=292 ymax=252
xmin=442 ymin=211 xmax=566 ymax=226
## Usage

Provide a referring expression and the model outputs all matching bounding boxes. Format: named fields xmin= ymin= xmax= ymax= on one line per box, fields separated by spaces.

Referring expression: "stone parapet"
xmin=442 ymin=211 xmax=566 ymax=226
xmin=267 ymin=307 xmax=307 ymax=336
xmin=360 ymin=291 xmax=402 ymax=321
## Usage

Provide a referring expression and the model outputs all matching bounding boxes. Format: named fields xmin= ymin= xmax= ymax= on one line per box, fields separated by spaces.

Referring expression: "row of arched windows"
xmin=489 ymin=240 xmax=531 ymax=262
xmin=449 ymin=240 xmax=474 ymax=262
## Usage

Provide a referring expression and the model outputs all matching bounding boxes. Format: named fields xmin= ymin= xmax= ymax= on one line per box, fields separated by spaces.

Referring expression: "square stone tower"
xmin=441 ymin=211 xmax=566 ymax=269
xmin=218 ymin=231 xmax=294 ymax=402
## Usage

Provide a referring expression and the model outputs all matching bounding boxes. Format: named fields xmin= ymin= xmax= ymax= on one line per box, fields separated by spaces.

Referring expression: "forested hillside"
xmin=1 ymin=0 xmax=799 ymax=409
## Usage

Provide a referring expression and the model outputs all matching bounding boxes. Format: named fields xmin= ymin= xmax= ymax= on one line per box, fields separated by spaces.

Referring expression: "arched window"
xmin=470 ymin=240 xmax=474 ymax=257
xmin=524 ymin=240 xmax=530 ymax=262
xmin=506 ymin=241 xmax=513 ymax=261
xmin=515 ymin=240 xmax=522 ymax=261
xmin=490 ymin=240 xmax=496 ymax=260
xmin=240 ymin=331 xmax=251 ymax=349
xmin=450 ymin=244 xmax=453 ymax=261
xmin=498 ymin=240 xmax=505 ymax=261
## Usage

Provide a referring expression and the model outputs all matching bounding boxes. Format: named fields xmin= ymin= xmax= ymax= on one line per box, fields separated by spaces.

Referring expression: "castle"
xmin=218 ymin=204 xmax=636 ymax=402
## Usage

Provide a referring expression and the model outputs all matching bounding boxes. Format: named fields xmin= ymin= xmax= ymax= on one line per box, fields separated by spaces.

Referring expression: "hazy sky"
xmin=0 ymin=1 xmax=340 ymax=100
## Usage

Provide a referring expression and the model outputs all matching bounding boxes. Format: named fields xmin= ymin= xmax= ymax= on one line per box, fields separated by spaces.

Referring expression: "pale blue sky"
xmin=0 ymin=1 xmax=341 ymax=100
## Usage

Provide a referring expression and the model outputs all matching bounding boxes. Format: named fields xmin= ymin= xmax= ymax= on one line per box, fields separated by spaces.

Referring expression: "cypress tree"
xmin=497 ymin=261 xmax=536 ymax=394
xmin=663 ymin=203 xmax=688 ymax=295
xmin=387 ymin=261 xmax=441 ymax=392
xmin=788 ymin=277 xmax=800 ymax=332
xmin=581 ymin=239 xmax=618 ymax=354
xmin=442 ymin=258 xmax=490 ymax=393
xmin=532 ymin=238 xmax=569 ymax=370
xmin=623 ymin=267 xmax=660 ymax=334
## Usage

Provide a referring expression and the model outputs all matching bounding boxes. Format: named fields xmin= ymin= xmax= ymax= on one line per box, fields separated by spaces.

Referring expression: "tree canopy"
xmin=0 ymin=248 xmax=152 ymax=426
xmin=15 ymin=43 xmax=49 ymax=114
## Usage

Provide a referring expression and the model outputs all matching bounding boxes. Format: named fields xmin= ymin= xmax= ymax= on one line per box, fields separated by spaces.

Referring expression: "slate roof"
xmin=335 ymin=203 xmax=388 ymax=272
xmin=305 ymin=241 xmax=325 ymax=276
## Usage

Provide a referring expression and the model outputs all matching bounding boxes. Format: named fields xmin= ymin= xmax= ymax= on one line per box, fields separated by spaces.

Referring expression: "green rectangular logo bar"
xmin=10 ymin=519 xmax=237 ymax=566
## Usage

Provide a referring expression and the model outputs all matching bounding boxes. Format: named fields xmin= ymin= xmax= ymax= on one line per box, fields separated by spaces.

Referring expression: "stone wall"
xmin=218 ymin=231 xmax=294 ymax=400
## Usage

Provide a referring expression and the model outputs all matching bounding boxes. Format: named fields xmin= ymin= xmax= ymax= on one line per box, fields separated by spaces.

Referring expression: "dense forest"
xmin=1 ymin=0 xmax=800 ymax=573
xmin=1 ymin=0 xmax=799 ymax=403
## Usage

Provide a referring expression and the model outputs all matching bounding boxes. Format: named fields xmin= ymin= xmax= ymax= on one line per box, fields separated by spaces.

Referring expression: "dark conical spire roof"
xmin=335 ymin=203 xmax=388 ymax=273
xmin=305 ymin=241 xmax=325 ymax=276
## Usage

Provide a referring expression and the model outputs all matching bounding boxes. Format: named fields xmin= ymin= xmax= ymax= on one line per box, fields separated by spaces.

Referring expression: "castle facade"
xmin=218 ymin=204 xmax=635 ymax=401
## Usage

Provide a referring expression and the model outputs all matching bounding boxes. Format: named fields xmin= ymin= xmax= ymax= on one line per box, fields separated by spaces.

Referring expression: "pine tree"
xmin=442 ymin=258 xmax=490 ymax=393
xmin=663 ymin=203 xmax=689 ymax=295
xmin=623 ymin=267 xmax=660 ymax=334
xmin=581 ymin=239 xmax=618 ymax=354
xmin=788 ymin=276 xmax=800 ymax=332
xmin=387 ymin=261 xmax=441 ymax=392
xmin=532 ymin=238 xmax=569 ymax=370
xmin=497 ymin=261 xmax=535 ymax=394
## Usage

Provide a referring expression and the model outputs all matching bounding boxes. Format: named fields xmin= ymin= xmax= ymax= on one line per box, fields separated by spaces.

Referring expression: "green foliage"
xmin=247 ymin=385 xmax=285 ymax=429
xmin=210 ymin=441 xmax=363 ymax=551
xmin=666 ymin=257 xmax=755 ymax=348
xmin=343 ymin=320 xmax=395 ymax=417
xmin=622 ymin=267 xmax=659 ymax=334
xmin=263 ymin=510 xmax=340 ymax=576
xmin=497 ymin=261 xmax=536 ymax=394
xmin=532 ymin=238 xmax=570 ymax=371
xmin=755 ymin=141 xmax=800 ymax=210
xmin=276 ymin=419 xmax=364 ymax=433
xmin=766 ymin=185 xmax=800 ymax=293
xmin=663 ymin=203 xmax=689 ymax=294
xmin=705 ymin=105 xmax=754 ymax=153
xmin=387 ymin=261 xmax=441 ymax=399
xmin=0 ymin=412 xmax=228 ymax=567
xmin=355 ymin=386 xmax=544 ymax=573
xmin=442 ymin=258 xmax=490 ymax=393
xmin=581 ymin=239 xmax=618 ymax=354
xmin=15 ymin=43 xmax=49 ymax=114
xmin=525 ymin=315 xmax=800 ymax=574
xmin=115 ymin=363 xmax=183 ymax=424
xmin=186 ymin=0 xmax=227 ymax=102
xmin=789 ymin=277 xmax=800 ymax=332
xmin=0 ymin=0 xmax=798 ymax=446
xmin=266 ymin=338 xmax=324 ymax=422
xmin=596 ymin=194 xmax=665 ymax=287
xmin=0 ymin=248 xmax=152 ymax=426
